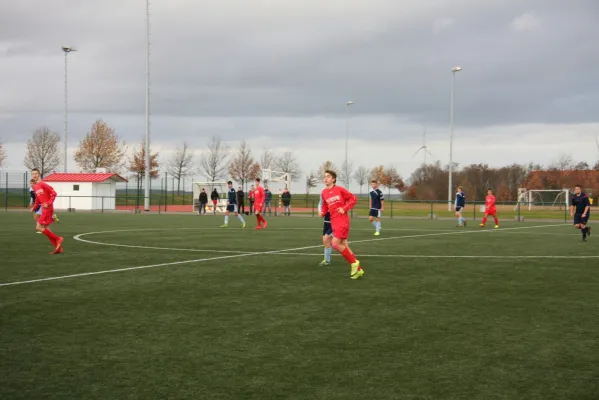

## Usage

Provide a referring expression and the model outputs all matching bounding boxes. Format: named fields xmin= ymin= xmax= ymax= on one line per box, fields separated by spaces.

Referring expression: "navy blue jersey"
xmin=227 ymin=188 xmax=237 ymax=205
xmin=30 ymin=188 xmax=36 ymax=203
xmin=369 ymin=188 xmax=384 ymax=210
xmin=571 ymin=192 xmax=591 ymax=214
xmin=455 ymin=191 xmax=465 ymax=207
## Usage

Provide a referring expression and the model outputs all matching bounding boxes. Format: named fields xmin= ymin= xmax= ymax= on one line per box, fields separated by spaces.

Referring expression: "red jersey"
xmin=485 ymin=195 xmax=496 ymax=210
xmin=33 ymin=181 xmax=57 ymax=209
xmin=320 ymin=185 xmax=357 ymax=223
xmin=254 ymin=186 xmax=265 ymax=204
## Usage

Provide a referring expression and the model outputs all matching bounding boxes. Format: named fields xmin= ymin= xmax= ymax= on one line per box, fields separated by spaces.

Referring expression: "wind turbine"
xmin=413 ymin=124 xmax=433 ymax=164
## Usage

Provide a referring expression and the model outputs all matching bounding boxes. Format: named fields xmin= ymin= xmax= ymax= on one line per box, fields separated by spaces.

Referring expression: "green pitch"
xmin=1 ymin=212 xmax=598 ymax=400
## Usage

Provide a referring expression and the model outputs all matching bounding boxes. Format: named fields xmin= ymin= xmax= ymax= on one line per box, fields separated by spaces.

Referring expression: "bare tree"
xmin=74 ymin=119 xmax=126 ymax=173
xmin=24 ymin=127 xmax=62 ymax=176
xmin=0 ymin=141 xmax=6 ymax=167
xmin=260 ymin=149 xmax=275 ymax=171
xmin=353 ymin=166 xmax=368 ymax=194
xmin=199 ymin=136 xmax=229 ymax=183
xmin=167 ymin=141 xmax=195 ymax=194
xmin=275 ymin=151 xmax=301 ymax=182
xmin=339 ymin=160 xmax=354 ymax=188
xmin=318 ymin=160 xmax=337 ymax=176
xmin=229 ymin=141 xmax=260 ymax=191
xmin=305 ymin=171 xmax=318 ymax=194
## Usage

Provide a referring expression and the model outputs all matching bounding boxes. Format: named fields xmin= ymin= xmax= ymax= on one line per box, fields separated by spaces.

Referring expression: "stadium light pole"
xmin=144 ymin=0 xmax=151 ymax=212
xmin=448 ymin=66 xmax=462 ymax=211
xmin=345 ymin=101 xmax=353 ymax=189
xmin=62 ymin=46 xmax=76 ymax=173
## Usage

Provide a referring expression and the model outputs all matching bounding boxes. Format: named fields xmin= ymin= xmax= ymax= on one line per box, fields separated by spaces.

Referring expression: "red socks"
xmin=494 ymin=217 xmax=499 ymax=225
xmin=481 ymin=217 xmax=487 ymax=225
xmin=43 ymin=229 xmax=59 ymax=245
xmin=256 ymin=214 xmax=266 ymax=224
xmin=340 ymin=247 xmax=357 ymax=264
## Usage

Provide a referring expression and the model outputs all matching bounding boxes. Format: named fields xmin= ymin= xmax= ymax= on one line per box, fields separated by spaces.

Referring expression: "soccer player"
xmin=368 ymin=180 xmax=384 ymax=236
xmin=479 ymin=188 xmax=499 ymax=229
xmin=30 ymin=168 xmax=64 ymax=254
xmin=319 ymin=170 xmax=363 ymax=279
xmin=30 ymin=179 xmax=59 ymax=231
xmin=455 ymin=186 xmax=467 ymax=227
xmin=318 ymin=193 xmax=333 ymax=266
xmin=570 ymin=184 xmax=591 ymax=241
xmin=221 ymin=181 xmax=246 ymax=228
xmin=253 ymin=178 xmax=268 ymax=230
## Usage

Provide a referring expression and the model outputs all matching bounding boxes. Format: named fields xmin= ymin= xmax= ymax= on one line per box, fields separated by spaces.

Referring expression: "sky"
xmin=1 ymin=0 xmax=598 ymax=192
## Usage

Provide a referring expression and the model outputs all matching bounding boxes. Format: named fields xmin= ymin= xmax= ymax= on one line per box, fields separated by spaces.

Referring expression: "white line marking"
xmin=1 ymin=223 xmax=567 ymax=287
xmin=265 ymin=252 xmax=599 ymax=259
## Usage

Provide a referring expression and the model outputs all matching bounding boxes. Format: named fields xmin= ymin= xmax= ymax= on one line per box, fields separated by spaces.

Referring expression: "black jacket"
xmin=282 ymin=191 xmax=291 ymax=206
xmin=211 ymin=190 xmax=219 ymax=201
xmin=237 ymin=190 xmax=245 ymax=203
xmin=199 ymin=192 xmax=208 ymax=203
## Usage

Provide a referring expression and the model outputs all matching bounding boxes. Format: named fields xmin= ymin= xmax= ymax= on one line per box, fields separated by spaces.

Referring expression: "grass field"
xmin=2 ymin=212 xmax=599 ymax=399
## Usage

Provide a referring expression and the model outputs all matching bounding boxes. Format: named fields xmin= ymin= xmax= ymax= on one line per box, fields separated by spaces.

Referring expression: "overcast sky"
xmin=1 ymin=0 xmax=598 ymax=191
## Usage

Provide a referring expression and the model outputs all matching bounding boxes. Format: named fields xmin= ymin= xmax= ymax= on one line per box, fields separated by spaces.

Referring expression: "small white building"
xmin=43 ymin=172 xmax=128 ymax=211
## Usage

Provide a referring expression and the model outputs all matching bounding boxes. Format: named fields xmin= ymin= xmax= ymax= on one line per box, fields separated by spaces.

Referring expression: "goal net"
xmin=261 ymin=169 xmax=291 ymax=214
xmin=515 ymin=188 xmax=570 ymax=211
xmin=192 ymin=181 xmax=228 ymax=213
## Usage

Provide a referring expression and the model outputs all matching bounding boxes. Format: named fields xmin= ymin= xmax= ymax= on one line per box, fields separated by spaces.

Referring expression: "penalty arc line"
xmin=1 ymin=223 xmax=567 ymax=287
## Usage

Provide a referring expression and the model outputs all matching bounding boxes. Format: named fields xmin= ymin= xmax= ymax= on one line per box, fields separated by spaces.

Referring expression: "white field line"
xmin=265 ymin=252 xmax=599 ymax=259
xmin=1 ymin=223 xmax=567 ymax=287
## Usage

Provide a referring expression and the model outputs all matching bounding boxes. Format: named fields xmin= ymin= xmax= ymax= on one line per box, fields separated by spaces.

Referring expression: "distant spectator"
xmin=264 ymin=186 xmax=273 ymax=215
xmin=282 ymin=188 xmax=291 ymax=216
xmin=211 ymin=188 xmax=219 ymax=214
xmin=248 ymin=185 xmax=255 ymax=214
xmin=237 ymin=186 xmax=246 ymax=215
xmin=198 ymin=188 xmax=208 ymax=215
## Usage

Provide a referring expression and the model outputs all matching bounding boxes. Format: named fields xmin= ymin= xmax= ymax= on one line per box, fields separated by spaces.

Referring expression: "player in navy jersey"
xmin=318 ymin=193 xmax=333 ymax=266
xmin=455 ymin=186 xmax=467 ymax=227
xmin=221 ymin=181 xmax=246 ymax=228
xmin=29 ymin=179 xmax=59 ymax=233
xmin=570 ymin=184 xmax=591 ymax=241
xmin=368 ymin=180 xmax=384 ymax=236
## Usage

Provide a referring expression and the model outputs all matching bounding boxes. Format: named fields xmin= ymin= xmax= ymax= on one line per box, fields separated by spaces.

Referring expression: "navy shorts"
xmin=226 ymin=204 xmax=238 ymax=213
xmin=323 ymin=222 xmax=333 ymax=236
xmin=455 ymin=206 xmax=463 ymax=212
xmin=369 ymin=209 xmax=381 ymax=218
xmin=574 ymin=213 xmax=589 ymax=225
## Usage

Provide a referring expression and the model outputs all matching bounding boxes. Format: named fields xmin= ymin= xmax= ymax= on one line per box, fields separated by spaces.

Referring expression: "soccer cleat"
xmin=319 ymin=260 xmax=330 ymax=266
xmin=242 ymin=222 xmax=246 ymax=229
xmin=254 ymin=226 xmax=262 ymax=230
xmin=220 ymin=224 xmax=228 ymax=228
xmin=374 ymin=231 xmax=380 ymax=236
xmin=53 ymin=214 xmax=60 ymax=223
xmin=463 ymin=220 xmax=467 ymax=227
xmin=263 ymin=220 xmax=268 ymax=229
xmin=494 ymin=225 xmax=499 ymax=229
xmin=36 ymin=231 xmax=42 ymax=234
xmin=50 ymin=247 xmax=64 ymax=255
xmin=587 ymin=227 xmax=591 ymax=236
xmin=479 ymin=224 xmax=485 ymax=227
xmin=350 ymin=261 xmax=364 ymax=279
xmin=54 ymin=237 xmax=64 ymax=253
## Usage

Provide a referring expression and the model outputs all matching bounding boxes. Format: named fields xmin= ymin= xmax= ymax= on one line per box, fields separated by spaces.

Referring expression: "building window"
xmin=73 ymin=185 xmax=80 ymax=191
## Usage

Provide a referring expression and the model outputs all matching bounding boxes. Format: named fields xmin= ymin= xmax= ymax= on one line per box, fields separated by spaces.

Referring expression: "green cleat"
xmin=350 ymin=261 xmax=364 ymax=279
xmin=53 ymin=214 xmax=60 ymax=223
xmin=220 ymin=224 xmax=228 ymax=228
xmin=242 ymin=222 xmax=246 ymax=228
xmin=494 ymin=225 xmax=499 ymax=229
xmin=319 ymin=260 xmax=330 ymax=266
xmin=373 ymin=231 xmax=380 ymax=236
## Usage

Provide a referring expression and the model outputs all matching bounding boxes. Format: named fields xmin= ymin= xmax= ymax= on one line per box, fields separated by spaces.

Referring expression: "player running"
xmin=30 ymin=168 xmax=64 ymax=254
xmin=368 ymin=180 xmax=384 ymax=236
xmin=30 ymin=179 xmax=59 ymax=233
xmin=455 ymin=186 xmax=466 ymax=227
xmin=570 ymin=184 xmax=591 ymax=241
xmin=319 ymin=170 xmax=363 ymax=279
xmin=318 ymin=193 xmax=333 ymax=266
xmin=221 ymin=181 xmax=246 ymax=228
xmin=479 ymin=188 xmax=499 ymax=229
xmin=253 ymin=178 xmax=268 ymax=230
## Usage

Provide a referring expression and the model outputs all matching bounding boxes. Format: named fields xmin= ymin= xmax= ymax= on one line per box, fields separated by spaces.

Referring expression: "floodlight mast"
xmin=62 ymin=46 xmax=76 ymax=172
xmin=448 ymin=66 xmax=462 ymax=211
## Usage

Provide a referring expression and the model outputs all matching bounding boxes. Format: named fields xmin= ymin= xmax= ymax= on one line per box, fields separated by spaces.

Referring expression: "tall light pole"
xmin=448 ymin=66 xmax=462 ymax=211
xmin=345 ymin=100 xmax=353 ymax=189
xmin=62 ymin=46 xmax=76 ymax=173
xmin=144 ymin=0 xmax=151 ymax=211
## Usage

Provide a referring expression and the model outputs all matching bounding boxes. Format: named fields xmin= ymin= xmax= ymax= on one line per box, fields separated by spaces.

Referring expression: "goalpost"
xmin=261 ymin=169 xmax=291 ymax=215
xmin=515 ymin=188 xmax=570 ymax=211
xmin=192 ymin=181 xmax=228 ymax=213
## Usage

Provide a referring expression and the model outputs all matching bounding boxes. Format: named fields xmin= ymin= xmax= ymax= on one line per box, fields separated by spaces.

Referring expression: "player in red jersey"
xmin=253 ymin=177 xmax=268 ymax=230
xmin=30 ymin=168 xmax=64 ymax=254
xmin=319 ymin=170 xmax=363 ymax=279
xmin=479 ymin=188 xmax=499 ymax=229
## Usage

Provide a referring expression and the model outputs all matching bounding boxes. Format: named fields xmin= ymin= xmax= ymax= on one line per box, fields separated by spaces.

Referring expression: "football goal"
xmin=192 ymin=181 xmax=228 ymax=213
xmin=515 ymin=188 xmax=570 ymax=211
